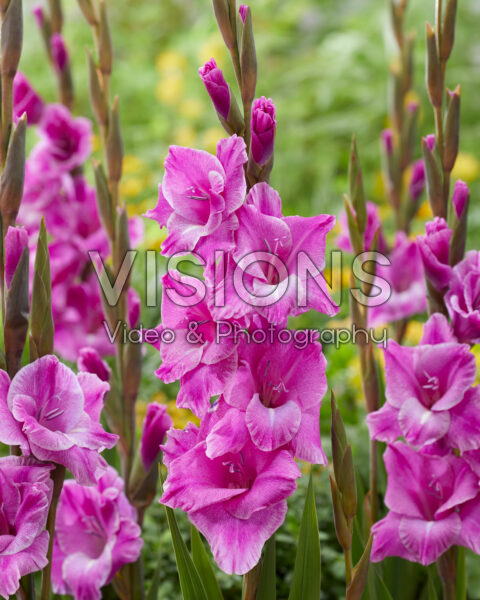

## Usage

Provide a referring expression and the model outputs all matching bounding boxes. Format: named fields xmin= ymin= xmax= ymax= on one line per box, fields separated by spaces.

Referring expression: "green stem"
xmin=369 ymin=438 xmax=378 ymax=524
xmin=437 ymin=547 xmax=457 ymax=600
xmin=344 ymin=546 xmax=353 ymax=587
xmin=243 ymin=562 xmax=262 ymax=600
xmin=40 ymin=465 xmax=66 ymax=600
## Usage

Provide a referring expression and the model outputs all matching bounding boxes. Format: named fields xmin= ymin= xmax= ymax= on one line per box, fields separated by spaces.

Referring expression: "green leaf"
xmin=288 ymin=472 xmax=321 ymax=600
xmin=164 ymin=507 xmax=209 ymax=600
xmin=30 ymin=219 xmax=54 ymax=359
xmin=257 ymin=535 xmax=276 ymax=600
xmin=346 ymin=536 xmax=372 ymax=600
xmin=190 ymin=525 xmax=223 ymax=600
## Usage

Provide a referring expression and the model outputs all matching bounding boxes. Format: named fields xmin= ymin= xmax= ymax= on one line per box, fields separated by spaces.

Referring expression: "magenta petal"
xmin=0 ymin=370 xmax=25 ymax=447
xmin=420 ymin=313 xmax=457 ymax=344
xmin=189 ymin=501 xmax=287 ymax=575
xmin=62 ymin=548 xmax=111 ymax=600
xmin=144 ymin=185 xmax=174 ymax=228
xmin=216 ymin=135 xmax=247 ymax=215
xmin=398 ymin=395 xmax=450 ymax=447
xmin=446 ymin=388 xmax=480 ymax=452
xmin=246 ymin=182 xmax=282 ymax=217
xmin=77 ymin=372 xmax=110 ymax=422
xmin=206 ymin=408 xmax=250 ymax=459
xmin=366 ymin=402 xmax=402 ymax=443
xmin=458 ymin=497 xmax=480 ymax=554
xmin=290 ymin=403 xmax=327 ymax=465
xmin=246 ymin=394 xmax=301 ymax=451
xmin=398 ymin=513 xmax=461 ymax=565
xmin=370 ymin=512 xmax=417 ymax=563
xmin=0 ymin=531 xmax=49 ymax=598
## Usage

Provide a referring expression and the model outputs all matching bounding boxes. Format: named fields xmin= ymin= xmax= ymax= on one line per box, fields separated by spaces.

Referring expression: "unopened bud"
xmin=240 ymin=5 xmax=257 ymax=106
xmin=1 ymin=0 xmax=23 ymax=78
xmin=212 ymin=0 xmax=235 ymax=50
xmin=50 ymin=32 xmax=68 ymax=72
xmin=422 ymin=135 xmax=444 ymax=217
xmin=426 ymin=23 xmax=442 ymax=108
xmin=106 ymin=96 xmax=123 ymax=183
xmin=338 ymin=445 xmax=357 ymax=519
xmin=4 ymin=245 xmax=28 ymax=376
xmin=239 ymin=4 xmax=248 ymax=24
xmin=48 ymin=0 xmax=63 ymax=33
xmin=331 ymin=393 xmax=347 ymax=482
xmin=443 ymin=85 xmax=460 ymax=173
xmin=87 ymin=49 xmax=108 ymax=126
xmin=98 ymin=0 xmax=113 ymax=76
xmin=449 ymin=180 xmax=469 ymax=266
xmin=0 ymin=115 xmax=26 ymax=229
xmin=93 ymin=160 xmax=114 ymax=241
xmin=348 ymin=136 xmax=367 ymax=234
xmin=77 ymin=0 xmax=98 ymax=26
xmin=330 ymin=475 xmax=351 ymax=551
xmin=441 ymin=0 xmax=457 ymax=61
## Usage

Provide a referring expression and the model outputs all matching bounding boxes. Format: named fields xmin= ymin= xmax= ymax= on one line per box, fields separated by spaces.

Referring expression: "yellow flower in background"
xmin=452 ymin=153 xmax=480 ymax=183
xmin=173 ymin=125 xmax=196 ymax=148
xmin=92 ymin=134 xmax=101 ymax=153
xmin=201 ymin=126 xmax=225 ymax=153
xmin=120 ymin=177 xmax=143 ymax=199
xmin=179 ymin=98 xmax=206 ymax=121
xmin=471 ymin=346 xmax=480 ymax=384
xmin=156 ymin=76 xmax=185 ymax=106
xmin=404 ymin=320 xmax=424 ymax=345
xmin=155 ymin=50 xmax=188 ymax=74
xmin=144 ymin=220 xmax=167 ymax=250
xmin=374 ymin=171 xmax=386 ymax=201
xmin=417 ymin=199 xmax=433 ymax=219
xmin=123 ymin=154 xmax=145 ymax=175
xmin=198 ymin=33 xmax=227 ymax=66
xmin=167 ymin=400 xmax=200 ymax=430
xmin=127 ymin=199 xmax=151 ymax=218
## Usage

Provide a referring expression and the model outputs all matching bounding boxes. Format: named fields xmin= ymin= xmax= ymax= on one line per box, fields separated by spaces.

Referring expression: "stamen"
xmin=44 ymin=407 xmax=65 ymax=421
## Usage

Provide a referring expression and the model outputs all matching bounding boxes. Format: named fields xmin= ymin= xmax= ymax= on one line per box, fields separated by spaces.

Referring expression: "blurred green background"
xmin=21 ymin=0 xmax=480 ymax=598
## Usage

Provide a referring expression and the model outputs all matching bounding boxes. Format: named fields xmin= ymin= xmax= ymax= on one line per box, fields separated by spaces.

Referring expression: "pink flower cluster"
xmin=146 ymin=132 xmax=338 ymax=574
xmin=0 ymin=355 xmax=142 ymax=598
xmin=13 ymin=72 xmax=143 ymax=361
xmin=367 ymin=313 xmax=480 ymax=565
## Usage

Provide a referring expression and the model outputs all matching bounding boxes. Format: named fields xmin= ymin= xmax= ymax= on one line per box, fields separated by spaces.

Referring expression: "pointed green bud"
xmin=400 ymin=101 xmax=418 ymax=170
xmin=123 ymin=338 xmax=142 ymax=407
xmin=441 ymin=0 xmax=457 ymax=61
xmin=346 ymin=536 xmax=373 ymax=600
xmin=389 ymin=0 xmax=405 ymax=49
xmin=98 ymin=0 xmax=113 ymax=76
xmin=449 ymin=181 xmax=469 ymax=266
xmin=0 ymin=114 xmax=26 ymax=230
xmin=114 ymin=208 xmax=131 ymax=289
xmin=240 ymin=6 xmax=257 ymax=106
xmin=4 ymin=246 xmax=28 ymax=376
xmin=330 ymin=475 xmax=351 ymax=551
xmin=1 ymin=0 xmax=22 ymax=77
xmin=422 ymin=136 xmax=445 ymax=218
xmin=77 ymin=0 xmax=98 ymax=26
xmin=87 ymin=49 xmax=108 ymax=126
xmin=426 ymin=23 xmax=442 ymax=108
xmin=30 ymin=219 xmax=54 ymax=359
xmin=212 ymin=0 xmax=235 ymax=50
xmin=106 ymin=96 xmax=123 ymax=183
xmin=402 ymin=32 xmax=415 ymax=94
xmin=93 ymin=160 xmax=114 ymax=241
xmin=48 ymin=0 xmax=63 ymax=33
xmin=344 ymin=196 xmax=363 ymax=256
xmin=443 ymin=85 xmax=460 ymax=173
xmin=331 ymin=392 xmax=347 ymax=483
xmin=348 ymin=136 xmax=367 ymax=234
xmin=338 ymin=445 xmax=357 ymax=519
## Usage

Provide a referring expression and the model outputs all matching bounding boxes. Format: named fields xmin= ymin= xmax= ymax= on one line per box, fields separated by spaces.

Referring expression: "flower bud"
xmin=77 ymin=0 xmax=98 ymax=26
xmin=98 ymin=0 xmax=113 ymax=76
xmin=4 ymin=242 xmax=28 ymax=376
xmin=239 ymin=4 xmax=248 ymax=23
xmin=0 ymin=114 xmax=26 ymax=229
xmin=452 ymin=179 xmax=469 ymax=220
xmin=199 ymin=58 xmax=230 ymax=120
xmin=441 ymin=0 xmax=457 ymax=61
xmin=425 ymin=134 xmax=436 ymax=152
xmin=87 ymin=49 xmax=108 ymax=126
xmin=422 ymin=135 xmax=444 ymax=218
xmin=330 ymin=475 xmax=351 ymax=551
xmin=50 ymin=32 xmax=68 ymax=72
xmin=212 ymin=0 xmax=235 ymax=50
xmin=250 ymin=96 xmax=276 ymax=166
xmin=48 ymin=0 xmax=62 ymax=33
xmin=1 ymin=0 xmax=23 ymax=78
xmin=408 ymin=159 xmax=425 ymax=203
xmin=426 ymin=23 xmax=442 ymax=108
xmin=106 ymin=96 xmax=123 ymax=183
xmin=4 ymin=225 xmax=28 ymax=290
xmin=240 ymin=5 xmax=257 ymax=106
xmin=418 ymin=217 xmax=452 ymax=291
xmin=338 ymin=445 xmax=357 ymax=519
xmin=381 ymin=129 xmax=394 ymax=156
xmin=443 ymin=85 xmax=460 ymax=173
xmin=140 ymin=403 xmax=172 ymax=471
xmin=128 ymin=287 xmax=141 ymax=329
xmin=93 ymin=160 xmax=114 ymax=240
xmin=77 ymin=347 xmax=111 ymax=382
xmin=348 ymin=135 xmax=367 ymax=233
xmin=13 ymin=72 xmax=44 ymax=125
xmin=32 ymin=5 xmax=44 ymax=28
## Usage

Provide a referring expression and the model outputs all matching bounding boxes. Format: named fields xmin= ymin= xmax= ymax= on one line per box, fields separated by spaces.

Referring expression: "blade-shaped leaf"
xmin=346 ymin=535 xmax=372 ymax=600
xmin=190 ymin=525 xmax=223 ymax=600
xmin=288 ymin=472 xmax=321 ymax=600
xmin=164 ymin=506 xmax=208 ymax=600
xmin=257 ymin=534 xmax=276 ymax=600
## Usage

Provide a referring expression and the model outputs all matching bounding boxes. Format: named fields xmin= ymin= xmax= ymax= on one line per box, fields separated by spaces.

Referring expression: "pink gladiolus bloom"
xmin=0 ymin=456 xmax=53 ymax=599
xmin=418 ymin=217 xmax=452 ymax=291
xmin=160 ymin=418 xmax=301 ymax=575
xmin=198 ymin=58 xmax=231 ymax=120
xmin=369 ymin=232 xmax=426 ymax=327
xmin=145 ymin=135 xmax=247 ymax=256
xmin=452 ymin=180 xmax=469 ymax=219
xmin=4 ymin=226 xmax=28 ymax=290
xmin=77 ymin=347 xmax=111 ymax=383
xmin=251 ymin=97 xmax=276 ymax=166
xmin=50 ymin=33 xmax=69 ymax=72
xmin=13 ymin=72 xmax=45 ymax=125
xmin=367 ymin=313 xmax=478 ymax=451
xmin=52 ymin=467 xmax=143 ymax=600
xmin=211 ymin=182 xmax=338 ymax=323
xmin=36 ymin=104 xmax=92 ymax=172
xmin=140 ymin=403 xmax=173 ymax=470
xmin=336 ymin=200 xmax=388 ymax=254
xmin=445 ymin=250 xmax=480 ymax=344
xmin=150 ymin=271 xmax=239 ymax=417
xmin=0 ymin=356 xmax=118 ymax=484
xmin=371 ymin=443 xmax=480 ymax=565
xmin=219 ymin=336 xmax=328 ymax=463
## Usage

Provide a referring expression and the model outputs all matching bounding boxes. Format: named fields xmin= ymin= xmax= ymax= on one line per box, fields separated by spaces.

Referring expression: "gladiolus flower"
xmin=445 ymin=250 xmax=480 ymax=344
xmin=452 ymin=180 xmax=469 ymax=219
xmin=0 ymin=457 xmax=53 ymax=600
xmin=77 ymin=347 xmax=111 ymax=383
xmin=418 ymin=217 xmax=452 ymax=291
xmin=13 ymin=72 xmax=45 ymax=126
xmin=198 ymin=58 xmax=230 ymax=120
xmin=251 ymin=97 xmax=276 ymax=166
